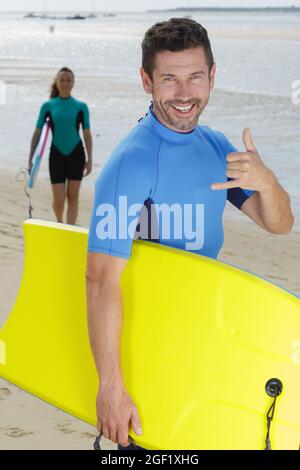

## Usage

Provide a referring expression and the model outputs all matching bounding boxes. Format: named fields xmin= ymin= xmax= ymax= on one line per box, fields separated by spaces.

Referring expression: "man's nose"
xmin=174 ymin=81 xmax=194 ymax=102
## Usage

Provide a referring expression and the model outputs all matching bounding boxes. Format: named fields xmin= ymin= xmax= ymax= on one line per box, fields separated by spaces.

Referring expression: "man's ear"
xmin=140 ymin=67 xmax=153 ymax=94
xmin=209 ymin=63 xmax=216 ymax=90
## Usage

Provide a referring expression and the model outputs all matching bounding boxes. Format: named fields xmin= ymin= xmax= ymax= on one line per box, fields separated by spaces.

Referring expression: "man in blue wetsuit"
xmin=86 ymin=18 xmax=294 ymax=450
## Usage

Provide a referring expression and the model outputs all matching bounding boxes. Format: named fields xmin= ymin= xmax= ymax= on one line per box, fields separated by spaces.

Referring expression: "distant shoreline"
xmin=147 ymin=6 xmax=300 ymax=13
xmin=1 ymin=6 xmax=300 ymax=14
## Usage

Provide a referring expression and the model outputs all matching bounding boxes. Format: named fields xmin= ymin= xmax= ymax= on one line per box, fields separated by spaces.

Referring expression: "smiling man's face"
xmin=141 ymin=46 xmax=216 ymax=133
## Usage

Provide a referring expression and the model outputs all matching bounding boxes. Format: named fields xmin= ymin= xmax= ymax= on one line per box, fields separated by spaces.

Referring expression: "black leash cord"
xmin=264 ymin=378 xmax=283 ymax=451
xmin=15 ymin=167 xmax=33 ymax=219
xmin=265 ymin=394 xmax=278 ymax=450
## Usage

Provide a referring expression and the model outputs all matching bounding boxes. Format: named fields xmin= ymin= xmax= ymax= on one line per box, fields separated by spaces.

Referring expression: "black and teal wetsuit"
xmin=36 ymin=95 xmax=91 ymax=183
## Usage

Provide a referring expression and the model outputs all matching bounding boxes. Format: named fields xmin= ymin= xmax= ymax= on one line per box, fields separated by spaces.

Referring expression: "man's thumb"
xmin=242 ymin=127 xmax=257 ymax=153
xmin=130 ymin=406 xmax=143 ymax=435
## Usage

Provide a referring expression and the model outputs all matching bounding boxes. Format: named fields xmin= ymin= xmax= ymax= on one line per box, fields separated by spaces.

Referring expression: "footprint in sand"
xmin=267 ymin=274 xmax=288 ymax=281
xmin=81 ymin=432 xmax=97 ymax=439
xmin=0 ymin=387 xmax=11 ymax=400
xmin=4 ymin=427 xmax=34 ymax=438
xmin=55 ymin=423 xmax=76 ymax=434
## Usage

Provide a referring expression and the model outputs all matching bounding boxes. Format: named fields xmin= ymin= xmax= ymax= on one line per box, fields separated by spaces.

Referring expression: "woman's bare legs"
xmin=66 ymin=179 xmax=82 ymax=225
xmin=51 ymin=182 xmax=66 ymax=223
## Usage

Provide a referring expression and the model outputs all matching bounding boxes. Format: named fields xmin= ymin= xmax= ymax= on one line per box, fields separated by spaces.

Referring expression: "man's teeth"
xmin=173 ymin=105 xmax=193 ymax=112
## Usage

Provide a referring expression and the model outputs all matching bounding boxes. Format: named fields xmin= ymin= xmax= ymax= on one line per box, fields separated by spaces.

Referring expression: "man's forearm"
xmin=86 ymin=277 xmax=124 ymax=386
xmin=258 ymin=172 xmax=294 ymax=235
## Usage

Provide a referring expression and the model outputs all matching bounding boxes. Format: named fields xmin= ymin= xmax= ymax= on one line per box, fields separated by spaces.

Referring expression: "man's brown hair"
xmin=142 ymin=17 xmax=214 ymax=79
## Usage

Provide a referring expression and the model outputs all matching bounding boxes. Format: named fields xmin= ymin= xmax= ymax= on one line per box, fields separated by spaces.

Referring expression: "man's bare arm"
xmin=241 ymin=188 xmax=294 ymax=235
xmin=86 ymin=252 xmax=143 ymax=446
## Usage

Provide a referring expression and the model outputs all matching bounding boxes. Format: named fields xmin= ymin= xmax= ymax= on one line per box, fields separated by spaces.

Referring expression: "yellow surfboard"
xmin=0 ymin=218 xmax=300 ymax=450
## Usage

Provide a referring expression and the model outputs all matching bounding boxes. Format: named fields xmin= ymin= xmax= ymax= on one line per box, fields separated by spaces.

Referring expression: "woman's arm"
xmin=83 ymin=128 xmax=93 ymax=176
xmin=28 ymin=128 xmax=42 ymax=173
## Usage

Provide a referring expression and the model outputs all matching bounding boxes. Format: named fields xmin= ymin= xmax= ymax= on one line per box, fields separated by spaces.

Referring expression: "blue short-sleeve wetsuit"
xmin=88 ymin=104 xmax=255 ymax=260
xmin=36 ymin=95 xmax=90 ymax=183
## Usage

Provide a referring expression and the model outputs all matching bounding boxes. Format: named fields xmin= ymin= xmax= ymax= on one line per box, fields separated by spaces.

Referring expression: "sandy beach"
xmin=0 ymin=165 xmax=299 ymax=450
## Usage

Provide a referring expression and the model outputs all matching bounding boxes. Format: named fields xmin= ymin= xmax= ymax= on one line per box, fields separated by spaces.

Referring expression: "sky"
xmin=1 ymin=0 xmax=300 ymax=12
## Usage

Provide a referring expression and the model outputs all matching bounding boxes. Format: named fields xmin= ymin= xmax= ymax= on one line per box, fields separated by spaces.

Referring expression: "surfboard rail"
xmin=28 ymin=119 xmax=51 ymax=189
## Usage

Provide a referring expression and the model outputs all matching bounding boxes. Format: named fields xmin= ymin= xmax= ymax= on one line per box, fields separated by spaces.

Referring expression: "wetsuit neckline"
xmin=141 ymin=104 xmax=197 ymax=144
xmin=57 ymin=95 xmax=72 ymax=101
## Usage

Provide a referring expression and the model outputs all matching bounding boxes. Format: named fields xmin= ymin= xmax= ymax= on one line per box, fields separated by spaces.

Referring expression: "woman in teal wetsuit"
xmin=28 ymin=67 xmax=93 ymax=225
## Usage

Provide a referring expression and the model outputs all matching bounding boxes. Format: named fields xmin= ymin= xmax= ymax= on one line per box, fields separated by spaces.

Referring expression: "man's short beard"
xmin=153 ymin=97 xmax=208 ymax=132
